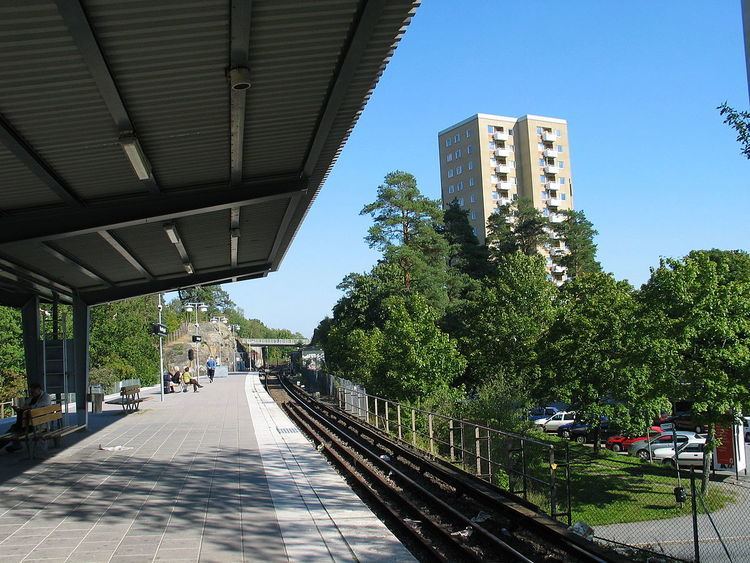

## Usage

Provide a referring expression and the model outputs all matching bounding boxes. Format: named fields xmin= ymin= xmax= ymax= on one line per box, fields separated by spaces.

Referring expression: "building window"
xmin=542 ymin=208 xmax=550 ymax=217
xmin=561 ymin=193 xmax=567 ymax=200
xmin=536 ymin=126 xmax=542 ymax=134
xmin=446 ymin=138 xmax=452 ymax=147
xmin=558 ymin=160 xmax=564 ymax=169
xmin=538 ymin=158 xmax=545 ymax=166
xmin=458 ymin=197 xmax=464 ymax=206
xmin=559 ymin=177 xmax=565 ymax=185
xmin=465 ymin=129 xmax=472 ymax=138
xmin=469 ymin=177 xmax=475 ymax=187
xmin=447 ymin=169 xmax=454 ymax=178
xmin=541 ymin=190 xmax=548 ymax=200
xmin=555 ymin=129 xmax=561 ymax=137
xmin=446 ymin=153 xmax=453 ymax=162
xmin=457 ymin=181 xmax=464 ymax=190
xmin=448 ymin=185 xmax=454 ymax=194
xmin=487 ymin=125 xmax=494 ymax=133
xmin=468 ymin=161 xmax=474 ymax=171
xmin=512 ymin=193 xmax=518 ymax=200
xmin=454 ymin=133 xmax=460 ymax=143
xmin=488 ymin=141 xmax=495 ymax=149
xmin=456 ymin=165 xmax=463 ymax=174
xmin=467 ymin=145 xmax=473 ymax=154
xmin=470 ymin=194 xmax=477 ymax=203
xmin=491 ymin=192 xmax=499 ymax=200
xmin=508 ymin=128 xmax=513 ymax=135
xmin=537 ymin=143 xmax=544 ymax=151
xmin=490 ymin=174 xmax=498 ymax=183
xmin=455 ymin=149 xmax=461 ymax=158
xmin=557 ymin=145 xmax=563 ymax=153
xmin=470 ymin=210 xmax=477 ymax=220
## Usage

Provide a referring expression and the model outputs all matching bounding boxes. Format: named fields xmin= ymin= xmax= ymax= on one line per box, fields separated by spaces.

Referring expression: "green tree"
xmin=486 ymin=198 xmax=550 ymax=261
xmin=360 ymin=171 xmax=450 ymax=307
xmin=640 ymin=250 xmax=750 ymax=491
xmin=456 ymin=252 xmax=557 ymax=394
xmin=177 ymin=285 xmax=233 ymax=315
xmin=0 ymin=306 xmax=26 ymax=401
xmin=541 ymin=273 xmax=663 ymax=450
xmin=441 ymin=200 xmax=489 ymax=278
xmin=718 ymin=102 xmax=750 ymax=159
xmin=551 ymin=209 xmax=601 ymax=279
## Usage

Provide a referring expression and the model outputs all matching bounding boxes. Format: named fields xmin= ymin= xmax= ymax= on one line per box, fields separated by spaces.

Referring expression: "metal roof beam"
xmin=0 ymin=255 xmax=74 ymax=300
xmin=230 ymin=207 xmax=241 ymax=267
xmin=268 ymin=191 xmax=302 ymax=270
xmin=98 ymin=231 xmax=154 ymax=280
xmin=53 ymin=0 xmax=159 ymax=192
xmin=0 ymin=177 xmax=306 ymax=245
xmin=79 ymin=261 xmax=270 ymax=305
xmin=303 ymin=0 xmax=385 ymax=177
xmin=0 ymin=116 xmax=83 ymax=207
xmin=229 ymin=0 xmax=252 ymax=185
xmin=43 ymin=243 xmax=111 ymax=286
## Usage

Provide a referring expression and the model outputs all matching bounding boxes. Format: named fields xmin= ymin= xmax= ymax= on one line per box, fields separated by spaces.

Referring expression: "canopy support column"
xmin=21 ymin=296 xmax=43 ymax=390
xmin=73 ymin=295 xmax=90 ymax=428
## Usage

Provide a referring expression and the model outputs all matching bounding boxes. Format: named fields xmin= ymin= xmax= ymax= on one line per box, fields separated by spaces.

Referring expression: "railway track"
xmin=273 ymin=375 xmax=623 ymax=563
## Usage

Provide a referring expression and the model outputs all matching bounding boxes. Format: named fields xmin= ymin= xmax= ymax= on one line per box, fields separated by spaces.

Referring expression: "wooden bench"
xmin=3 ymin=404 xmax=81 ymax=459
xmin=105 ymin=385 xmax=143 ymax=413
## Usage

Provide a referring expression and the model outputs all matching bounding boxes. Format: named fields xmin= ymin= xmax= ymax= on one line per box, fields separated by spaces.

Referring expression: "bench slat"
xmin=29 ymin=404 xmax=62 ymax=416
xmin=30 ymin=412 xmax=63 ymax=426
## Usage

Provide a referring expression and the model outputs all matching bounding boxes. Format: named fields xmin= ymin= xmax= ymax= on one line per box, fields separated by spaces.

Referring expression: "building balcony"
xmin=549 ymin=214 xmax=565 ymax=223
xmin=543 ymin=148 xmax=557 ymax=158
xmin=547 ymin=198 xmax=561 ymax=207
xmin=494 ymin=147 xmax=511 ymax=157
xmin=546 ymin=182 xmax=559 ymax=192
xmin=495 ymin=164 xmax=512 ymax=174
xmin=543 ymin=164 xmax=559 ymax=175
xmin=498 ymin=197 xmax=512 ymax=206
xmin=493 ymin=131 xmax=509 ymax=141
xmin=552 ymin=264 xmax=567 ymax=273
xmin=497 ymin=181 xmax=512 ymax=191
xmin=542 ymin=131 xmax=556 ymax=142
xmin=550 ymin=247 xmax=568 ymax=257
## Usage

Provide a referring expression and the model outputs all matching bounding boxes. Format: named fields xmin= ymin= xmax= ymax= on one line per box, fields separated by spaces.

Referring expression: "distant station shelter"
xmin=0 ymin=0 xmax=418 ymax=427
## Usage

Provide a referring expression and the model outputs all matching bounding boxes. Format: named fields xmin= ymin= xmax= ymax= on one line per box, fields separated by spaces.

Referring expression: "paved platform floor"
xmin=0 ymin=374 xmax=413 ymax=562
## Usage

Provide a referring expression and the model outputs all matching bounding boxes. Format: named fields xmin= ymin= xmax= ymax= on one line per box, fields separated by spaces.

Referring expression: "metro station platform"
xmin=0 ymin=374 xmax=414 ymax=562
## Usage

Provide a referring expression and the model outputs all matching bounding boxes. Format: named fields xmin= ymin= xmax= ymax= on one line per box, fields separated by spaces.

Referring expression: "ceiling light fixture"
xmin=119 ymin=134 xmax=153 ymax=180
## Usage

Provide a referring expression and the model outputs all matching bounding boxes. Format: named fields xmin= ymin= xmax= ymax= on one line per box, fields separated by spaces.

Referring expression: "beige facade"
xmin=437 ymin=113 xmax=574 ymax=282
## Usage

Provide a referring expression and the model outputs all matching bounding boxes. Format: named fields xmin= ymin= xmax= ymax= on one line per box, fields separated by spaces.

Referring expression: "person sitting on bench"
xmin=181 ymin=366 xmax=203 ymax=393
xmin=4 ymin=383 xmax=51 ymax=453
xmin=163 ymin=370 xmax=175 ymax=394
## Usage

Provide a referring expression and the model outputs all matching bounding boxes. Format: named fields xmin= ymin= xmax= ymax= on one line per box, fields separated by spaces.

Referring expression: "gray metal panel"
xmin=83 ymin=0 xmax=231 ymax=189
xmin=110 ymin=222 xmax=188 ymax=278
xmin=0 ymin=0 xmax=147 ymax=202
xmin=0 ymin=241 xmax=102 ymax=289
xmin=174 ymin=210 xmax=230 ymax=272
xmin=53 ymin=233 xmax=144 ymax=284
xmin=0 ymin=144 xmax=61 ymax=209
xmin=242 ymin=1 xmax=358 ymax=178
xmin=237 ymin=199 xmax=287 ymax=263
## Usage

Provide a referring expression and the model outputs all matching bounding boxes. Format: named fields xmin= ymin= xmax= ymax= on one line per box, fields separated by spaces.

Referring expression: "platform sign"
xmin=713 ymin=423 xmax=746 ymax=473
xmin=152 ymin=323 xmax=167 ymax=337
xmin=192 ymin=335 xmax=202 ymax=343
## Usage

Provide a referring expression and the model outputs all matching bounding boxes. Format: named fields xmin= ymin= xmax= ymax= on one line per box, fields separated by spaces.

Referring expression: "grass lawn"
xmin=567 ymin=448 xmax=736 ymax=526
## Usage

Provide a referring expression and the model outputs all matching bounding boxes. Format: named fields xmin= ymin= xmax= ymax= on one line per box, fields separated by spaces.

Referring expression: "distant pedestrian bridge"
xmin=240 ymin=338 xmax=311 ymax=347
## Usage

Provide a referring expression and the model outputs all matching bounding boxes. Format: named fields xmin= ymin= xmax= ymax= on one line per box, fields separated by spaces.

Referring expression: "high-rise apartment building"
xmin=437 ymin=113 xmax=574 ymax=283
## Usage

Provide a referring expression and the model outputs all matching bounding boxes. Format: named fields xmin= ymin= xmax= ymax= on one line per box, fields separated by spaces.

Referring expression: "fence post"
xmin=428 ymin=413 xmax=435 ymax=455
xmin=374 ymin=398 xmax=379 ymax=429
xmin=690 ymin=467 xmax=701 ymax=563
xmin=521 ymin=439 xmax=528 ymax=501
xmin=449 ymin=419 xmax=455 ymax=461
xmin=411 ymin=409 xmax=416 ymax=447
xmin=385 ymin=402 xmax=390 ymax=434
xmin=460 ymin=421 xmax=465 ymax=471
xmin=397 ymin=404 xmax=402 ymax=440
xmin=365 ymin=394 xmax=370 ymax=424
xmin=475 ymin=426 xmax=481 ymax=476
xmin=549 ymin=446 xmax=557 ymax=521
xmin=486 ymin=429 xmax=492 ymax=483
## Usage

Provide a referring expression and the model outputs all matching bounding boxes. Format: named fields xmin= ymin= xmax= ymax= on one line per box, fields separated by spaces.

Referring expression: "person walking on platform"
xmin=181 ymin=366 xmax=203 ymax=393
xmin=206 ymin=356 xmax=217 ymax=383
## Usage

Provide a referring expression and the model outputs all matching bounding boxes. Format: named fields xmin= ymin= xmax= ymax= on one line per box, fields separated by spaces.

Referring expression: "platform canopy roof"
xmin=0 ymin=0 xmax=418 ymax=307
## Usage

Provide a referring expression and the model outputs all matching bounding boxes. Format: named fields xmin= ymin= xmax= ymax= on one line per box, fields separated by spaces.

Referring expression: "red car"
xmin=606 ymin=427 xmax=662 ymax=453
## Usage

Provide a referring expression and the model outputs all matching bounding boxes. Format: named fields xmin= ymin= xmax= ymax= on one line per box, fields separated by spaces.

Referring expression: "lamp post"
xmin=184 ymin=302 xmax=208 ymax=379
xmin=157 ymin=294 xmax=165 ymax=402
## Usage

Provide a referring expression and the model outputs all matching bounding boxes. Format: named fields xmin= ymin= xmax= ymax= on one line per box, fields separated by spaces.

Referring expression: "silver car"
xmin=628 ymin=431 xmax=698 ymax=460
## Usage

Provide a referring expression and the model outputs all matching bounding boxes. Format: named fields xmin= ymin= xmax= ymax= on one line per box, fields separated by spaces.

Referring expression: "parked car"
xmin=557 ymin=418 xmax=612 ymax=444
xmin=539 ymin=411 xmax=576 ymax=432
xmin=653 ymin=439 xmax=706 ymax=468
xmin=606 ymin=427 xmax=663 ymax=453
xmin=628 ymin=431 xmax=699 ymax=461
xmin=528 ymin=406 xmax=561 ymax=422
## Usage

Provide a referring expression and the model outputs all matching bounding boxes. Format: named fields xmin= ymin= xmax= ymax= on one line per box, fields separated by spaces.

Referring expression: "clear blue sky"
xmin=227 ymin=0 xmax=749 ymax=337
